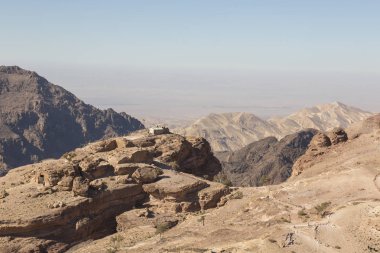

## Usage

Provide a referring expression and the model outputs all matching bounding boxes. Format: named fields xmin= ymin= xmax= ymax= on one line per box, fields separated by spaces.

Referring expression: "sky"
xmin=1 ymin=0 xmax=380 ymax=120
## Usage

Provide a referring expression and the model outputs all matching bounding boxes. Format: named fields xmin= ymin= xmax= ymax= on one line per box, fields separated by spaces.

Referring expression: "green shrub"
xmin=314 ymin=201 xmax=331 ymax=217
xmin=214 ymin=173 xmax=233 ymax=187
xmin=297 ymin=209 xmax=307 ymax=217
xmin=106 ymin=234 xmax=124 ymax=253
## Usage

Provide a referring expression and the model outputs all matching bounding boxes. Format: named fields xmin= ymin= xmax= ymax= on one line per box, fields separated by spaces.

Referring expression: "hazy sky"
xmin=1 ymin=1 xmax=380 ymax=119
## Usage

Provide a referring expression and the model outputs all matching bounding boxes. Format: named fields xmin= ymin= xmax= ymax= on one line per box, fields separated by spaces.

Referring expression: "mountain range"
xmin=175 ymin=102 xmax=373 ymax=152
xmin=0 ymin=66 xmax=144 ymax=174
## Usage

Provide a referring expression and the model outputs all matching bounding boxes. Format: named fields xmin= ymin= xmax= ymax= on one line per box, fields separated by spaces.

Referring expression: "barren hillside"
xmin=175 ymin=102 xmax=373 ymax=152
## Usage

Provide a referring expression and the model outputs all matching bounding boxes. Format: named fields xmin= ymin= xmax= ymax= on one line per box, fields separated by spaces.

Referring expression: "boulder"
xmin=328 ymin=127 xmax=348 ymax=145
xmin=309 ymin=132 xmax=331 ymax=149
xmin=95 ymin=139 xmax=118 ymax=152
xmin=72 ymin=177 xmax=90 ymax=197
xmin=131 ymin=166 xmax=163 ymax=184
xmin=109 ymin=149 xmax=154 ymax=165
xmin=114 ymin=163 xmax=140 ymax=176
xmin=57 ymin=175 xmax=74 ymax=191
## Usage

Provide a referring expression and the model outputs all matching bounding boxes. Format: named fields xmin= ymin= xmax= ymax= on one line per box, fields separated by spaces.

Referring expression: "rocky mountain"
xmin=0 ymin=130 xmax=226 ymax=252
xmin=268 ymin=101 xmax=372 ymax=135
xmin=0 ymin=66 xmax=144 ymax=174
xmin=175 ymin=112 xmax=280 ymax=152
xmin=72 ymin=115 xmax=379 ymax=253
xmin=216 ymin=129 xmax=318 ymax=187
xmin=1 ymin=116 xmax=379 ymax=252
xmin=175 ymin=102 xmax=373 ymax=152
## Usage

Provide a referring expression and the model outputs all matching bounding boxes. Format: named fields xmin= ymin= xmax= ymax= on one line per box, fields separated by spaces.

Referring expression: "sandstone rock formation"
xmin=292 ymin=128 xmax=348 ymax=176
xmin=0 ymin=66 xmax=144 ymax=174
xmin=346 ymin=113 xmax=380 ymax=139
xmin=328 ymin=127 xmax=348 ymax=145
xmin=71 ymin=120 xmax=380 ymax=253
xmin=217 ymin=129 xmax=318 ymax=187
xmin=175 ymin=102 xmax=372 ymax=152
xmin=0 ymin=131 xmax=227 ymax=252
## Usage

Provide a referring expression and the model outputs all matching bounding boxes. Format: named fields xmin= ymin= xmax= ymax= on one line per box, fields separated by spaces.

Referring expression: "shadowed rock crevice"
xmin=216 ymin=129 xmax=318 ymax=187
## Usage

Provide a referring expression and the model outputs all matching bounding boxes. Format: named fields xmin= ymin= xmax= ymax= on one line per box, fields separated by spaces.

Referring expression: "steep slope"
xmin=217 ymin=129 xmax=318 ymax=187
xmin=175 ymin=112 xmax=281 ymax=152
xmin=72 ymin=116 xmax=380 ymax=253
xmin=175 ymin=102 xmax=373 ymax=152
xmin=0 ymin=66 xmax=144 ymax=174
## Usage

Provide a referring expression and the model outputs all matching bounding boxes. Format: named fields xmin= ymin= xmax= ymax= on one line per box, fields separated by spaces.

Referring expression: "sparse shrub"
xmin=155 ymin=221 xmax=172 ymax=237
xmin=297 ymin=209 xmax=307 ymax=217
xmin=214 ymin=173 xmax=233 ymax=187
xmin=61 ymin=151 xmax=77 ymax=161
xmin=197 ymin=215 xmax=205 ymax=226
xmin=280 ymin=217 xmax=291 ymax=223
xmin=335 ymin=245 xmax=341 ymax=249
xmin=258 ymin=175 xmax=271 ymax=186
xmin=230 ymin=190 xmax=243 ymax=199
xmin=268 ymin=238 xmax=277 ymax=243
xmin=106 ymin=234 xmax=124 ymax=253
xmin=314 ymin=201 xmax=331 ymax=217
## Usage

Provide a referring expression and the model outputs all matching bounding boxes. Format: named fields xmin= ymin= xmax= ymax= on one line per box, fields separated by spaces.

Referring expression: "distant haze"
xmin=15 ymin=64 xmax=379 ymax=120
xmin=1 ymin=1 xmax=379 ymax=119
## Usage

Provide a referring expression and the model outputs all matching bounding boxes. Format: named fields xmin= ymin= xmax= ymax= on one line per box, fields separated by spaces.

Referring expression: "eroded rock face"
xmin=0 ymin=131 xmax=227 ymax=252
xmin=142 ymin=170 xmax=230 ymax=213
xmin=328 ymin=127 xmax=348 ymax=145
xmin=309 ymin=132 xmax=332 ymax=149
xmin=292 ymin=128 xmax=348 ymax=176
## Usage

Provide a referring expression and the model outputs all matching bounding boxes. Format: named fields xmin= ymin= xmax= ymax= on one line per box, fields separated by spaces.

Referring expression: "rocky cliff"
xmin=0 ymin=131 xmax=226 ymax=252
xmin=0 ymin=66 xmax=144 ymax=174
xmin=71 ymin=115 xmax=380 ymax=253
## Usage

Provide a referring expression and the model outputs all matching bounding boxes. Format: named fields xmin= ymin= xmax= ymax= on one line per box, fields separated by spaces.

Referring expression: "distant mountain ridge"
xmin=0 ymin=66 xmax=144 ymax=174
xmin=175 ymin=102 xmax=373 ymax=152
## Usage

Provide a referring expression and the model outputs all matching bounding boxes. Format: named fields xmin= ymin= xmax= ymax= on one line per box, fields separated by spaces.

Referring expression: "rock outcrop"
xmin=70 ymin=125 xmax=380 ymax=253
xmin=346 ymin=113 xmax=380 ymax=139
xmin=217 ymin=129 xmax=318 ymax=187
xmin=328 ymin=127 xmax=348 ymax=145
xmin=0 ymin=66 xmax=144 ymax=174
xmin=292 ymin=128 xmax=349 ymax=176
xmin=0 ymin=131 xmax=227 ymax=252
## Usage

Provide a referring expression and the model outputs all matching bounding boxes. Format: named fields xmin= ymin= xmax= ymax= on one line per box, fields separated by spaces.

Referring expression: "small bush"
xmin=106 ymin=234 xmax=124 ymax=253
xmin=280 ymin=217 xmax=291 ymax=223
xmin=230 ymin=191 xmax=243 ymax=199
xmin=314 ymin=201 xmax=331 ymax=217
xmin=197 ymin=215 xmax=205 ymax=226
xmin=61 ymin=151 xmax=77 ymax=161
xmin=155 ymin=221 xmax=172 ymax=236
xmin=297 ymin=209 xmax=307 ymax=217
xmin=214 ymin=173 xmax=233 ymax=187
xmin=258 ymin=175 xmax=271 ymax=186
